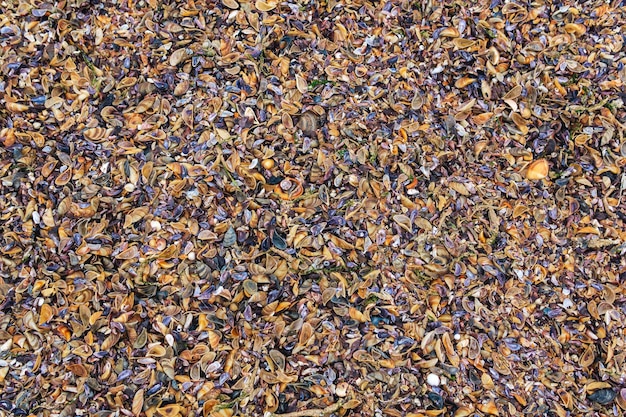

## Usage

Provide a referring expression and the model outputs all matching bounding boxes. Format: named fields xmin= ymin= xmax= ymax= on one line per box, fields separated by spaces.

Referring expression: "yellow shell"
xmin=261 ymin=159 xmax=275 ymax=170
xmin=526 ymin=159 xmax=549 ymax=180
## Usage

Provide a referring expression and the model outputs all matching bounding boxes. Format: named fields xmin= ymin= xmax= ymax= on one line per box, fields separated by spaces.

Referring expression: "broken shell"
xmin=157 ymin=404 xmax=181 ymax=417
xmin=255 ymin=0 xmax=277 ymax=11
xmin=455 ymin=76 xmax=476 ymax=89
xmin=243 ymin=280 xmax=258 ymax=297
xmin=335 ymin=382 xmax=349 ymax=397
xmin=563 ymin=23 xmax=586 ymax=36
xmin=440 ymin=27 xmax=460 ymax=37
xmin=6 ymin=102 xmax=29 ymax=112
xmin=222 ymin=0 xmax=239 ymax=9
xmin=616 ymin=388 xmax=626 ymax=410
xmin=477 ymin=400 xmax=499 ymax=416
xmin=298 ymin=111 xmax=318 ymax=136
xmin=588 ymin=389 xmax=616 ymax=405
xmin=2 ymin=2 xmax=624 ymax=416
xmin=525 ymin=159 xmax=549 ymax=180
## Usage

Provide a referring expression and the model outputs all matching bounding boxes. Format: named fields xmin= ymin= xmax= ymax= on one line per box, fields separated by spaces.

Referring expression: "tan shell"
xmin=526 ymin=159 xmax=549 ymax=180
xmin=298 ymin=111 xmax=318 ymax=136
xmin=440 ymin=27 xmax=460 ymax=38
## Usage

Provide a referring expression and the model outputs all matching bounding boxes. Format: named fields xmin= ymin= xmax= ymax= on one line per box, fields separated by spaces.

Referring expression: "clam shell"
xmin=526 ymin=159 xmax=549 ymax=180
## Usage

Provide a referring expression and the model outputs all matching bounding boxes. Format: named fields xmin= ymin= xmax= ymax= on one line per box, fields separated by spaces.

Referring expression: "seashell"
xmin=134 ymin=329 xmax=148 ymax=349
xmin=115 ymin=245 xmax=139 ymax=260
xmin=616 ymin=388 xmax=626 ymax=410
xmin=472 ymin=112 xmax=493 ymax=125
xmin=477 ymin=399 xmax=499 ymax=415
xmin=54 ymin=167 xmax=73 ymax=186
xmin=100 ymin=106 xmax=118 ymax=121
xmin=272 ymin=232 xmax=287 ymax=249
xmin=6 ymin=102 xmax=29 ymax=112
xmin=411 ymin=92 xmax=424 ymax=110
xmin=223 ymin=226 xmax=237 ymax=247
xmin=574 ymin=134 xmax=590 ymax=146
xmin=298 ymin=111 xmax=318 ymax=136
xmin=335 ymin=382 xmax=349 ymax=397
xmin=182 ymin=104 xmax=194 ymax=129
xmin=169 ymin=48 xmax=188 ymax=66
xmin=136 ymin=96 xmax=156 ymax=113
xmin=455 ymin=76 xmax=476 ymax=88
xmin=454 ymin=407 xmax=474 ymax=417
xmin=298 ymin=322 xmax=313 ymax=346
xmin=222 ymin=0 xmax=239 ymax=8
xmin=30 ymin=132 xmax=44 ymax=147
xmin=588 ymin=389 xmax=616 ymax=405
xmin=502 ymin=85 xmax=522 ymax=100
xmin=221 ymin=52 xmax=240 ymax=65
xmin=210 ymin=409 xmax=234 ymax=417
xmin=440 ymin=27 xmax=460 ymax=38
xmin=274 ymin=178 xmax=303 ymax=200
xmin=281 ymin=111 xmax=294 ymax=129
xmin=501 ymin=2 xmax=526 ymax=14
xmin=174 ymin=80 xmax=189 ymax=96
xmin=296 ymin=74 xmax=308 ymax=94
xmin=579 ymin=345 xmax=595 ymax=368
xmin=147 ymin=344 xmax=166 ymax=357
xmin=564 ymin=23 xmax=586 ymax=36
xmin=124 ymin=207 xmax=150 ymax=228
xmin=41 ymin=161 xmax=57 ymax=178
xmin=269 ymin=349 xmax=285 ymax=371
xmin=510 ymin=113 xmax=528 ymax=134
xmin=525 ymin=159 xmax=549 ymax=180
xmin=207 ymin=330 xmax=221 ymax=349
xmin=481 ymin=80 xmax=491 ymax=99
xmin=117 ymin=77 xmax=137 ymax=89
xmin=585 ymin=381 xmax=612 ymax=393
xmin=255 ymin=0 xmax=278 ymax=11
xmin=492 ymin=352 xmax=511 ymax=375
xmin=392 ymin=214 xmax=412 ymax=233
xmin=243 ymin=280 xmax=258 ymax=297
xmin=66 ymin=363 xmax=88 ymax=377
xmin=132 ymin=389 xmax=144 ymax=416
xmin=453 ymin=38 xmax=475 ymax=48
xmin=156 ymin=404 xmax=181 ymax=417
xmin=137 ymin=82 xmax=156 ymax=95
xmin=38 ymin=304 xmax=54 ymax=324
xmin=101 ymin=332 xmax=120 ymax=350
xmin=83 ymin=127 xmax=110 ymax=141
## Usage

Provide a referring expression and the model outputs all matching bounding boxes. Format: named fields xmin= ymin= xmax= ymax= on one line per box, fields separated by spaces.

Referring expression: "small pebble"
xmin=280 ymin=178 xmax=292 ymax=191
xmin=261 ymin=158 xmax=275 ymax=170
xmin=426 ymin=373 xmax=440 ymax=387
